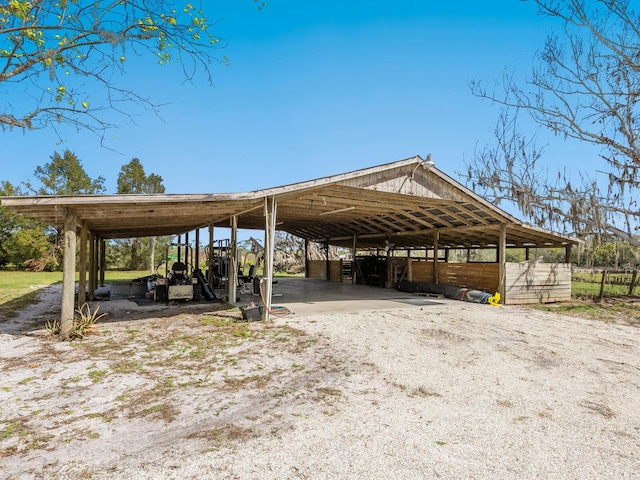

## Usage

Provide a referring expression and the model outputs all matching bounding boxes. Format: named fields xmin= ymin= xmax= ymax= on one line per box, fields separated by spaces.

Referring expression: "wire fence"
xmin=572 ymin=268 xmax=640 ymax=299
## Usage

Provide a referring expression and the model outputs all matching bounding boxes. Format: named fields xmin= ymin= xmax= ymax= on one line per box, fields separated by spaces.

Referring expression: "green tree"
xmin=117 ymin=158 xmax=165 ymax=194
xmin=468 ymin=0 xmax=640 ymax=243
xmin=27 ymin=149 xmax=105 ymax=195
xmin=0 ymin=180 xmax=55 ymax=270
xmin=116 ymin=158 xmax=166 ymax=271
xmin=0 ymin=181 xmax=19 ymax=266
xmin=9 ymin=226 xmax=56 ymax=271
xmin=14 ymin=149 xmax=106 ymax=269
xmin=0 ymin=1 xmax=222 ymax=134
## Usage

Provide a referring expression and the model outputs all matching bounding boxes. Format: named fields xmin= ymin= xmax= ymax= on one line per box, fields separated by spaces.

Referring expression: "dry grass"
xmin=533 ymin=296 xmax=640 ymax=326
xmin=0 ymin=310 xmax=354 ymax=466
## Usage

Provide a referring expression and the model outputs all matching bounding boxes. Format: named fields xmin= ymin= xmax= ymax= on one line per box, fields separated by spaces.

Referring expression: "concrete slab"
xmin=234 ymin=277 xmax=452 ymax=316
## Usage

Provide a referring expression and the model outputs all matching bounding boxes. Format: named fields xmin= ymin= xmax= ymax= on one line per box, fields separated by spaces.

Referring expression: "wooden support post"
xmin=228 ymin=216 xmax=238 ymax=304
xmin=598 ymin=269 xmax=607 ymax=302
xmin=498 ymin=224 xmax=507 ymax=303
xmin=324 ymin=240 xmax=330 ymax=281
xmin=385 ymin=247 xmax=392 ymax=288
xmin=60 ymin=208 xmax=77 ymax=341
xmin=185 ymin=232 xmax=189 ymax=266
xmin=262 ymin=197 xmax=277 ymax=320
xmin=629 ymin=269 xmax=638 ymax=296
xmin=78 ymin=221 xmax=88 ymax=305
xmin=149 ymin=236 xmax=156 ymax=274
xmin=195 ymin=229 xmax=200 ymax=271
xmin=304 ymin=238 xmax=309 ymax=278
xmin=99 ymin=239 xmax=106 ymax=286
xmin=407 ymin=256 xmax=412 ymax=282
xmin=525 ymin=247 xmax=530 ymax=261
xmin=433 ymin=230 xmax=439 ymax=284
xmin=565 ymin=244 xmax=572 ymax=264
xmin=352 ymin=234 xmax=357 ymax=284
xmin=208 ymin=224 xmax=214 ymax=286
xmin=89 ymin=233 xmax=97 ymax=299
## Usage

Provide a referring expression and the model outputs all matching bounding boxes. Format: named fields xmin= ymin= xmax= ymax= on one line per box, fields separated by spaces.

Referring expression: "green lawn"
xmin=0 ymin=271 xmax=63 ymax=319
xmin=0 ymin=270 xmax=150 ymax=320
xmin=571 ymin=280 xmax=633 ymax=297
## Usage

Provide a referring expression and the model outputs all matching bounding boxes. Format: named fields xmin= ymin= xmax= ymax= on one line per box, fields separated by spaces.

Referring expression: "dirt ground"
xmin=1 ymin=285 xmax=639 ymax=479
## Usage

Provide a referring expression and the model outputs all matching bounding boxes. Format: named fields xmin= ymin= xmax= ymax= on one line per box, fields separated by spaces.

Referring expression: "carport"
xmin=1 ymin=155 xmax=579 ymax=333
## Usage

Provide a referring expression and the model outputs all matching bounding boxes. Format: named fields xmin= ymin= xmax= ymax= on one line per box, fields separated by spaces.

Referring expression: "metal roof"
xmin=0 ymin=155 xmax=579 ymax=249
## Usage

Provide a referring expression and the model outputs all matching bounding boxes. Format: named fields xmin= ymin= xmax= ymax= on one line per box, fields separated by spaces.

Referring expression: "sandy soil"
xmin=1 ymin=285 xmax=639 ymax=479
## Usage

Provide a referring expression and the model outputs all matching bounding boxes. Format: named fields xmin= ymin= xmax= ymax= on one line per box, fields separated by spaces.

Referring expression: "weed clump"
xmin=45 ymin=303 xmax=106 ymax=340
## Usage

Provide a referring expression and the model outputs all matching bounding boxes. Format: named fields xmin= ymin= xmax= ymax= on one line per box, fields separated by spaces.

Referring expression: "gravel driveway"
xmin=1 ymin=286 xmax=639 ymax=479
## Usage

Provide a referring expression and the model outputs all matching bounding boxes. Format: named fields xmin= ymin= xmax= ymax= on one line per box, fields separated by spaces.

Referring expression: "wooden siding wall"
xmin=505 ymin=262 xmax=571 ymax=304
xmin=329 ymin=261 xmax=342 ymax=282
xmin=339 ymin=165 xmax=468 ymax=202
xmin=307 ymin=260 xmax=343 ymax=282
xmin=405 ymin=260 xmax=498 ymax=292
xmin=307 ymin=260 xmax=326 ymax=280
xmin=308 ymin=258 xmax=572 ymax=304
xmin=439 ymin=263 xmax=500 ymax=293
xmin=410 ymin=261 xmax=435 ymax=283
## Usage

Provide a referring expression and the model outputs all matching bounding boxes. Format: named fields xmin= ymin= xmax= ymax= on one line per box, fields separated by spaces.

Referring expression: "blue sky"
xmin=2 ymin=0 xmax=592 ymax=196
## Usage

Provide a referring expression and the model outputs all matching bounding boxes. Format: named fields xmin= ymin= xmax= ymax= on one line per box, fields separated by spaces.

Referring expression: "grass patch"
xmin=186 ymin=424 xmax=258 ymax=444
xmin=88 ymin=369 xmax=107 ymax=383
xmin=572 ymin=281 xmax=631 ymax=297
xmin=202 ymin=316 xmax=235 ymax=328
xmin=0 ymin=271 xmax=62 ymax=320
xmin=1 ymin=421 xmax=22 ymax=439
xmin=111 ymin=360 xmax=143 ymax=374
xmin=534 ymin=298 xmax=640 ymax=325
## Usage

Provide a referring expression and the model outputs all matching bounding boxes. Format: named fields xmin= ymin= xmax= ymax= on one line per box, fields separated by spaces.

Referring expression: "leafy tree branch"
xmin=0 ymin=0 xmax=224 ymax=133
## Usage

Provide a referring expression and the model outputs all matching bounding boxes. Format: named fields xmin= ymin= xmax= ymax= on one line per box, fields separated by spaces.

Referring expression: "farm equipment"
xmin=166 ymin=261 xmax=196 ymax=300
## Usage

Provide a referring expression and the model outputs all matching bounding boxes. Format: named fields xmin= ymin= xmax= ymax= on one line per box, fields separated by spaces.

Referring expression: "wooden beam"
xmin=60 ymin=208 xmax=77 ymax=340
xmin=352 ymin=233 xmax=357 ymax=284
xmin=433 ymin=229 xmax=439 ymax=284
xmin=229 ymin=216 xmax=238 ymax=304
xmin=99 ymin=239 xmax=106 ymax=286
xmin=304 ymin=238 xmax=309 ymax=278
xmin=393 ymin=209 xmax=439 ymax=229
xmin=498 ymin=223 xmax=507 ymax=303
xmin=78 ymin=221 xmax=88 ymax=305
xmin=262 ymin=197 xmax=277 ymax=320
xmin=89 ymin=233 xmax=97 ymax=299
xmin=195 ymin=228 xmax=200 ymax=271
xmin=324 ymin=240 xmax=330 ymax=281
xmin=208 ymin=224 xmax=214 ymax=287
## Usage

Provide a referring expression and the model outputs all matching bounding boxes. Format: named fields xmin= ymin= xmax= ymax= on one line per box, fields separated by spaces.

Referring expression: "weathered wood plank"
xmin=505 ymin=262 xmax=572 ymax=304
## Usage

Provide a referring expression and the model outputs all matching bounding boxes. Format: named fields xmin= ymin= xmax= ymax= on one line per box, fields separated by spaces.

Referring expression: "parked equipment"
xmin=167 ymin=261 xmax=195 ymax=300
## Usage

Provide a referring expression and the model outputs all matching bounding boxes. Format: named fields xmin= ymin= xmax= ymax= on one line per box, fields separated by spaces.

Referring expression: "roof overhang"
xmin=0 ymin=156 xmax=580 ymax=249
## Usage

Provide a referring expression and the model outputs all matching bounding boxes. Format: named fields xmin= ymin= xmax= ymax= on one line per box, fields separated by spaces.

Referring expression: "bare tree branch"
xmin=468 ymin=0 xmax=640 ymax=242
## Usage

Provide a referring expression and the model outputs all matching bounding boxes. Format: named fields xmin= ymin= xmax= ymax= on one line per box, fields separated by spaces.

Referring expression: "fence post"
xmin=598 ymin=269 xmax=607 ymax=302
xmin=630 ymin=269 xmax=638 ymax=296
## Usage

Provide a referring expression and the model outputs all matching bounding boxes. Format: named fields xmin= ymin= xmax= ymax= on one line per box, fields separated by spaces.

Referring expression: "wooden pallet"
xmin=413 ymin=292 xmax=444 ymax=299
